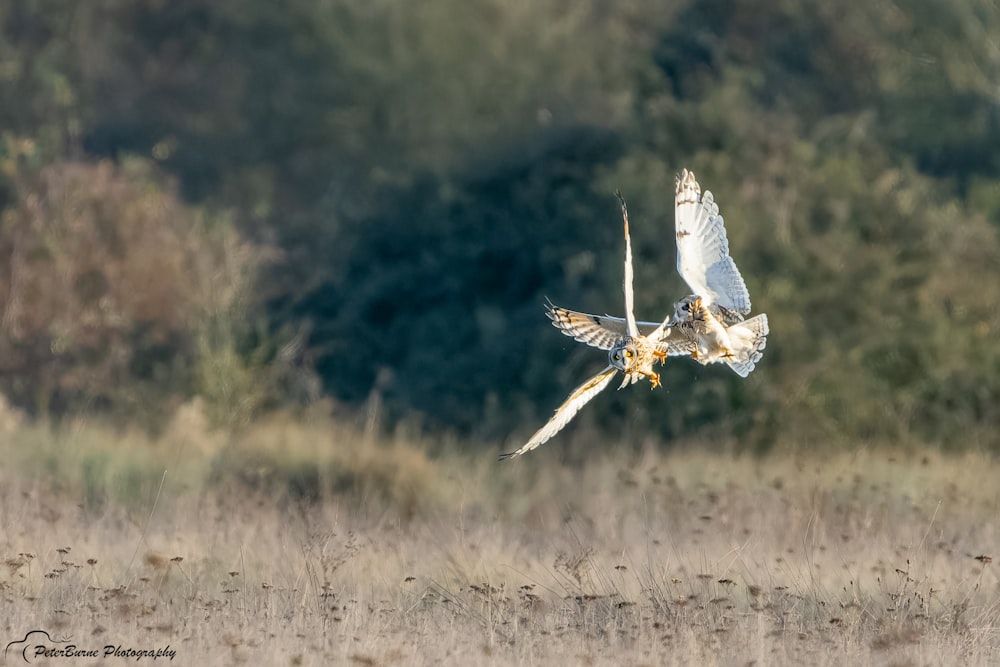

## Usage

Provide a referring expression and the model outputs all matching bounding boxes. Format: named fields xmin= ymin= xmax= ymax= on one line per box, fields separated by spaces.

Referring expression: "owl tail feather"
xmin=724 ymin=314 xmax=769 ymax=378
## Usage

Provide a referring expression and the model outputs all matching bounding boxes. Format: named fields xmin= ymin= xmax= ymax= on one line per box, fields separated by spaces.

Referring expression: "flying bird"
xmin=499 ymin=193 xmax=672 ymax=460
xmin=547 ymin=169 xmax=768 ymax=377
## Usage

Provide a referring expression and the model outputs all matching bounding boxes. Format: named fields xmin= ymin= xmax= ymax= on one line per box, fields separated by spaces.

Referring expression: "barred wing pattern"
xmin=546 ymin=303 xmax=694 ymax=357
xmin=545 ymin=301 xmax=625 ymax=351
xmin=719 ymin=313 xmax=769 ymax=378
xmin=498 ymin=367 xmax=618 ymax=460
xmin=674 ymin=169 xmax=751 ymax=321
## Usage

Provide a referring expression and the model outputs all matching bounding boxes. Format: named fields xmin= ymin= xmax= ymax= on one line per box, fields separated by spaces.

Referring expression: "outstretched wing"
xmin=617 ymin=191 xmax=640 ymax=338
xmin=499 ymin=366 xmax=617 ymax=460
xmin=546 ymin=301 xmax=626 ymax=350
xmin=674 ymin=169 xmax=751 ymax=319
xmin=549 ymin=303 xmax=693 ymax=355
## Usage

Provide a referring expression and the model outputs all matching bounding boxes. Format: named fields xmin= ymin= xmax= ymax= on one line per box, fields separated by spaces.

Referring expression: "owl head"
xmin=609 ymin=339 xmax=640 ymax=371
xmin=673 ymin=295 xmax=703 ymax=321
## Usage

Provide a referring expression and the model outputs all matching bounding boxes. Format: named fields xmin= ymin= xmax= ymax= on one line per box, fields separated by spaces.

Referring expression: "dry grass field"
xmin=1 ymin=405 xmax=998 ymax=666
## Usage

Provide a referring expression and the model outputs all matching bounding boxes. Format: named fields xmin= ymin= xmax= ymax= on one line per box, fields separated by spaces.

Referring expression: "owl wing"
xmin=499 ymin=366 xmax=618 ymax=460
xmin=655 ymin=324 xmax=698 ymax=358
xmin=674 ymin=169 xmax=751 ymax=320
xmin=546 ymin=302 xmax=626 ymax=350
xmin=617 ymin=191 xmax=640 ymax=338
xmin=549 ymin=303 xmax=693 ymax=355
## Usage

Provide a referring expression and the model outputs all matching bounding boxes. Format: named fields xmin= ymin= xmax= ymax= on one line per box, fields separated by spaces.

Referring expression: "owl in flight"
xmin=498 ymin=193 xmax=673 ymax=460
xmin=549 ymin=169 xmax=768 ymax=378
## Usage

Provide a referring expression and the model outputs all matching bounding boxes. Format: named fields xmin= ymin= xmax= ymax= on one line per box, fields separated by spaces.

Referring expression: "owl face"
xmin=674 ymin=295 xmax=703 ymax=322
xmin=609 ymin=339 xmax=640 ymax=371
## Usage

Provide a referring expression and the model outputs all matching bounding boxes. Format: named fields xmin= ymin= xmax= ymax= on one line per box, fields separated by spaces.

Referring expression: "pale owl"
xmin=672 ymin=295 xmax=768 ymax=377
xmin=499 ymin=193 xmax=672 ymax=460
xmin=548 ymin=168 xmax=769 ymax=377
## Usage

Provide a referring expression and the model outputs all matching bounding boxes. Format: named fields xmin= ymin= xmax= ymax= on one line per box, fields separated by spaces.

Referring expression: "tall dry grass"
xmin=1 ymin=401 xmax=998 ymax=665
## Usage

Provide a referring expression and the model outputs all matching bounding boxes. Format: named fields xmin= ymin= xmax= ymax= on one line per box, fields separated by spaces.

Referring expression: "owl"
xmin=499 ymin=193 xmax=672 ymax=460
xmin=547 ymin=168 xmax=768 ymax=378
xmin=671 ymin=295 xmax=769 ymax=378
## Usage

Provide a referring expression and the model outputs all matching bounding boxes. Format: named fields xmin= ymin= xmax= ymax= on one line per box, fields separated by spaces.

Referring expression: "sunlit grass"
xmin=1 ymin=402 xmax=998 ymax=665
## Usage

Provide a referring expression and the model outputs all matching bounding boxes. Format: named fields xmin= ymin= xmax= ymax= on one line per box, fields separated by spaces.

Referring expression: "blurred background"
xmin=1 ymin=0 xmax=999 ymax=456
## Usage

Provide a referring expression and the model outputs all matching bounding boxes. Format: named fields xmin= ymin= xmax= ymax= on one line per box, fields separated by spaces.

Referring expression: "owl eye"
xmin=613 ymin=353 xmax=621 ymax=360
xmin=625 ymin=350 xmax=634 ymax=358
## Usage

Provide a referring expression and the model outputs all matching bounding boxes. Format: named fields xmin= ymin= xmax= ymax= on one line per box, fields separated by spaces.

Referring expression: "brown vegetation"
xmin=0 ymin=157 xmax=290 ymax=428
xmin=2 ymin=405 xmax=997 ymax=665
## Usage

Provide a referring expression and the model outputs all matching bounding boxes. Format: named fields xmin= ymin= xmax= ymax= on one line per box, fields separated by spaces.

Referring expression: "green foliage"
xmin=1 ymin=0 xmax=999 ymax=451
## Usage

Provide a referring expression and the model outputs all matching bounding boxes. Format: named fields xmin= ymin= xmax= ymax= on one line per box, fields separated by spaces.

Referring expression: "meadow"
xmin=1 ymin=401 xmax=998 ymax=666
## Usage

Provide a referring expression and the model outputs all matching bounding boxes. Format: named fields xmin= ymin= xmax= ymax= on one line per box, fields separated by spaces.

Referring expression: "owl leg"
xmin=653 ymin=349 xmax=667 ymax=363
xmin=648 ymin=371 xmax=661 ymax=389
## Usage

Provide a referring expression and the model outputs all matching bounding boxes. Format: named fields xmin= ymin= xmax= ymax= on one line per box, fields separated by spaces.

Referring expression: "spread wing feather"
xmin=617 ymin=191 xmax=640 ymax=338
xmin=499 ymin=366 xmax=618 ymax=460
xmin=548 ymin=302 xmax=694 ymax=358
xmin=546 ymin=302 xmax=625 ymax=351
xmin=675 ymin=170 xmax=751 ymax=319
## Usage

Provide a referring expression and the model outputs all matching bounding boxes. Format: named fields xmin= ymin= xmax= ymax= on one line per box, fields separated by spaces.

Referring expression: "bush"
xmin=0 ymin=157 xmax=285 ymax=427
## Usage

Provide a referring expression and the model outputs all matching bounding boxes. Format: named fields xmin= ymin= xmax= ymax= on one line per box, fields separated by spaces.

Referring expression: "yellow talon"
xmin=649 ymin=372 xmax=661 ymax=389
